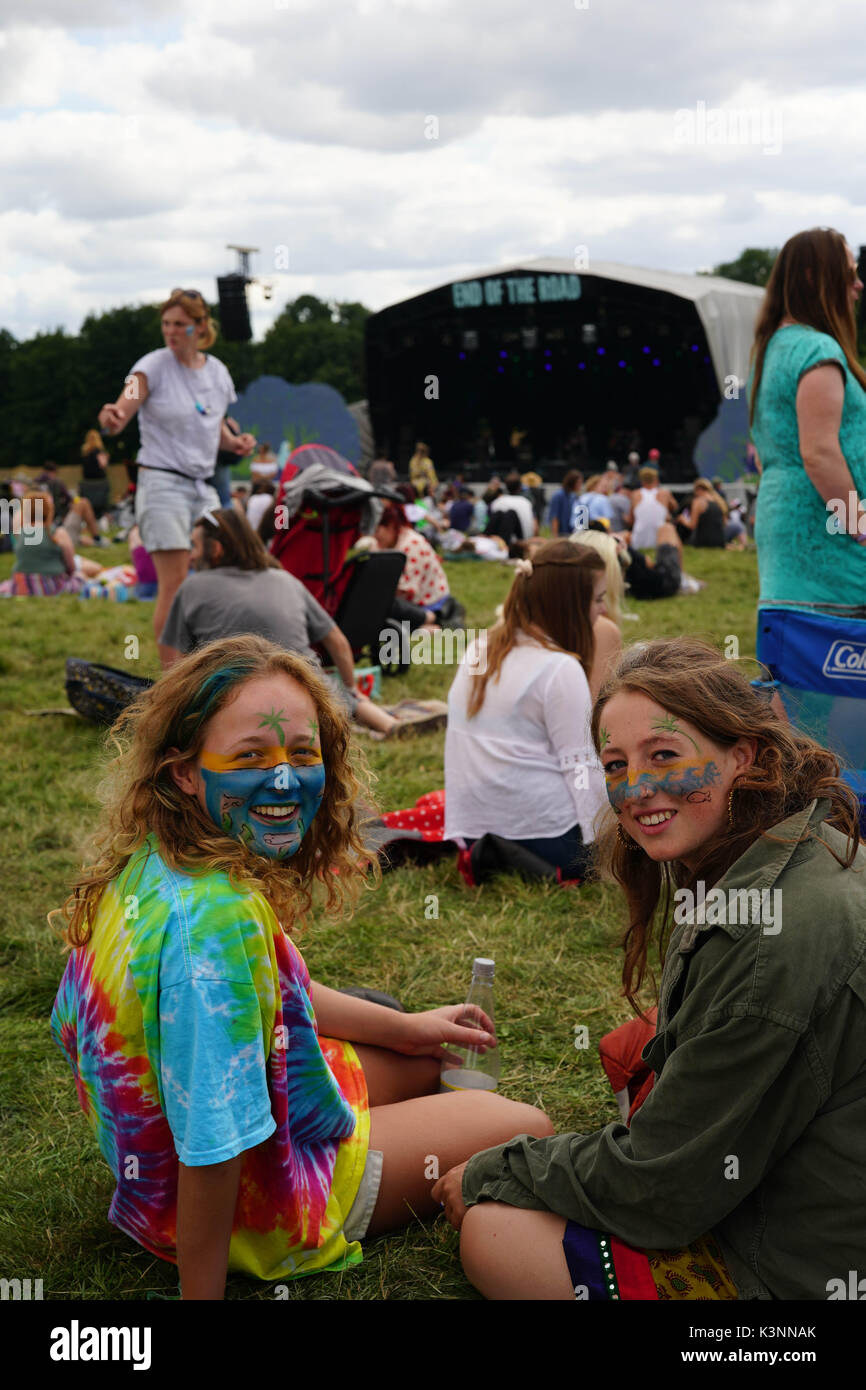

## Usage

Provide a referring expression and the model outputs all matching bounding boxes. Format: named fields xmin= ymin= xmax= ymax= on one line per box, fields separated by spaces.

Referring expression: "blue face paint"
xmin=199 ymin=752 xmax=326 ymax=859
xmin=604 ymin=757 xmax=722 ymax=813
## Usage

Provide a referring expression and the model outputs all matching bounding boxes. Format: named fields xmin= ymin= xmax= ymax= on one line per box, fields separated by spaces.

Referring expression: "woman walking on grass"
xmin=97 ymin=288 xmax=256 ymax=666
xmin=435 ymin=637 xmax=866 ymax=1300
xmin=50 ymin=635 xmax=552 ymax=1299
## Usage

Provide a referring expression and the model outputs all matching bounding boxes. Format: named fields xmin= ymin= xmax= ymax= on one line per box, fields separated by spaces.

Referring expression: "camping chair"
xmin=756 ymin=607 xmax=866 ymax=832
xmin=270 ymin=444 xmax=402 ymax=617
xmin=334 ymin=550 xmax=407 ymax=659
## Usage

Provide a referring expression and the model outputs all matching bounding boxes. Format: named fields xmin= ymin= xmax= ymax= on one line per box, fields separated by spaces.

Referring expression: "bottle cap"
xmin=472 ymin=957 xmax=495 ymax=978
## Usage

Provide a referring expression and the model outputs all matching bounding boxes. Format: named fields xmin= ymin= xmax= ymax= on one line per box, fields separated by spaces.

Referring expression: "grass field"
xmin=0 ymin=538 xmax=760 ymax=1300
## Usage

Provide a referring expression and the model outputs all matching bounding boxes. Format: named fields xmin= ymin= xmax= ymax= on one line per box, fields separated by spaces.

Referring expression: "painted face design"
xmin=604 ymin=757 xmax=722 ymax=813
xmin=199 ymin=714 xmax=325 ymax=859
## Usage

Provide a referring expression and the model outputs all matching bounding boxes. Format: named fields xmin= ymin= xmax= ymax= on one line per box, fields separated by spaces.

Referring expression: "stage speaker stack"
xmin=216 ymin=274 xmax=252 ymax=341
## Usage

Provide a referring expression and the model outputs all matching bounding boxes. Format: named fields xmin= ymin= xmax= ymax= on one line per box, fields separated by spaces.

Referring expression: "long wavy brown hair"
xmin=466 ymin=540 xmax=604 ymax=717
xmin=50 ymin=635 xmax=378 ymax=949
xmin=589 ymin=638 xmax=862 ymax=1016
xmin=748 ymin=227 xmax=866 ymax=428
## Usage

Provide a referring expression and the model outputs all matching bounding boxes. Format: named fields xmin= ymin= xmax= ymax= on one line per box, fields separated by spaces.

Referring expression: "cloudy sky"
xmin=2 ymin=0 xmax=864 ymax=342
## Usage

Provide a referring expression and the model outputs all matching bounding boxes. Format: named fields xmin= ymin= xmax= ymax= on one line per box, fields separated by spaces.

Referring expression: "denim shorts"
xmin=342 ymin=1148 xmax=384 ymax=1243
xmin=135 ymin=468 xmax=221 ymax=553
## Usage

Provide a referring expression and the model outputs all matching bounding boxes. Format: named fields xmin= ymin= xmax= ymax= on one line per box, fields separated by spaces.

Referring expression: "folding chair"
xmin=333 ymin=550 xmax=406 ymax=656
xmin=756 ymin=607 xmax=866 ymax=832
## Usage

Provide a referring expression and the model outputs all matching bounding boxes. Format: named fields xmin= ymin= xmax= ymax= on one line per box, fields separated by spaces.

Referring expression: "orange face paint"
xmin=200 ymin=744 xmax=323 ymax=774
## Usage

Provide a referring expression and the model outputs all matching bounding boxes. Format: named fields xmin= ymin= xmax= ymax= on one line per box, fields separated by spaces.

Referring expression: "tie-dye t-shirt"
xmin=50 ymin=832 xmax=370 ymax=1281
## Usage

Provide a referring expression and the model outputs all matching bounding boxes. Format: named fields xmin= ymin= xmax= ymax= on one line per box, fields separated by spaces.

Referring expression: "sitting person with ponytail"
xmin=444 ymin=541 xmax=612 ymax=877
xmin=434 ymin=637 xmax=866 ymax=1301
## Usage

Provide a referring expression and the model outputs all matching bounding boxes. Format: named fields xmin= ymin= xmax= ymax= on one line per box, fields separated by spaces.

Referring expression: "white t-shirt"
xmin=490 ymin=494 xmax=534 ymax=539
xmin=630 ymin=487 xmax=668 ymax=549
xmin=130 ymin=348 xmax=237 ymax=481
xmin=444 ymin=634 xmax=609 ymax=843
xmin=246 ymin=492 xmax=274 ymax=533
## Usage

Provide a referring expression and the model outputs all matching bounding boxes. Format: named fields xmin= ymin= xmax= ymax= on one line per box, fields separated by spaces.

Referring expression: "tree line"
xmin=0 ymin=294 xmax=370 ymax=470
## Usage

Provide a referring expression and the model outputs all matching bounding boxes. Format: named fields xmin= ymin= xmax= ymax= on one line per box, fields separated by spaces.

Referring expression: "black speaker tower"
xmin=217 ymin=273 xmax=252 ymax=342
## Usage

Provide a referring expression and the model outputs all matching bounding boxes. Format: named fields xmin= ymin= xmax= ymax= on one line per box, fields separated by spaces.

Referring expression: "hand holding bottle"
xmin=440 ymin=958 xmax=502 ymax=1093
xmin=389 ymin=1004 xmax=496 ymax=1061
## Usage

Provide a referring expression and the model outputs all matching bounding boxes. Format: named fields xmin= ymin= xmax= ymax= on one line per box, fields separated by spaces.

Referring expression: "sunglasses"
xmin=171 ymin=288 xmax=205 ymax=302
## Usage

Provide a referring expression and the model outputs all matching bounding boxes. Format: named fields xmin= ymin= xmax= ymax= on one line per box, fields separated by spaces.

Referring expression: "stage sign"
xmin=451 ymin=274 xmax=582 ymax=309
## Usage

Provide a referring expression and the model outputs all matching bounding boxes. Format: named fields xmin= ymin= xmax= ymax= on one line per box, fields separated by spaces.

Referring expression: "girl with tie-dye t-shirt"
xmin=50 ymin=635 xmax=552 ymax=1299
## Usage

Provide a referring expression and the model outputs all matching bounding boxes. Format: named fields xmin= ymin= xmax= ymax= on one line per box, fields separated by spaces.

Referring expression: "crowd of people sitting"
xmin=22 ymin=232 xmax=866 ymax=1305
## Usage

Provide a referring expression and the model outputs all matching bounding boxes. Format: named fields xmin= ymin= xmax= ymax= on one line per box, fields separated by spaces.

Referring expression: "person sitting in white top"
xmin=629 ymin=466 xmax=675 ymax=549
xmin=444 ymin=539 xmax=611 ymax=876
xmin=488 ymin=472 xmax=537 ymax=541
xmin=245 ymin=479 xmax=276 ymax=533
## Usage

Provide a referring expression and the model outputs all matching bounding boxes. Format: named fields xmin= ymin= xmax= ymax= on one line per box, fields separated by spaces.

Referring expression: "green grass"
xmin=0 ymin=538 xmax=760 ymax=1300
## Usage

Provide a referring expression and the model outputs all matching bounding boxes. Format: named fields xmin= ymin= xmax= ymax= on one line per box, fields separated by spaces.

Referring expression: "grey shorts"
xmin=135 ymin=468 xmax=221 ymax=553
xmin=342 ymin=1148 xmax=384 ymax=1243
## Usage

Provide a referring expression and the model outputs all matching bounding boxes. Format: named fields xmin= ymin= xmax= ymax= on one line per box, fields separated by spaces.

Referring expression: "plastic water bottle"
xmin=439 ymin=957 xmax=501 ymax=1093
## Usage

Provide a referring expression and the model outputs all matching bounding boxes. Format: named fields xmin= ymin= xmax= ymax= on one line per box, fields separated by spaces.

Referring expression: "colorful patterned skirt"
xmin=0 ymin=571 xmax=84 ymax=596
xmin=563 ymin=1221 xmax=739 ymax=1300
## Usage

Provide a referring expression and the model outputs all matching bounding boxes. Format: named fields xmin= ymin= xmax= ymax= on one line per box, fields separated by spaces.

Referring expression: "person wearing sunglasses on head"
xmin=98 ymin=288 xmax=256 ymax=666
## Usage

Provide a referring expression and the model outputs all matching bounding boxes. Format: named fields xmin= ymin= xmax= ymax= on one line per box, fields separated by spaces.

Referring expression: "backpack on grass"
xmin=65 ymin=659 xmax=155 ymax=727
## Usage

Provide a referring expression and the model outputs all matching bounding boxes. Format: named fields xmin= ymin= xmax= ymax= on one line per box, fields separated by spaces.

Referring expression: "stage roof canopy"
xmin=403 ymin=257 xmax=765 ymax=399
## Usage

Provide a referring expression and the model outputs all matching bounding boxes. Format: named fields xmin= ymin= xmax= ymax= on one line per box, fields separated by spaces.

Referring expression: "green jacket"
xmin=462 ymin=799 xmax=866 ymax=1299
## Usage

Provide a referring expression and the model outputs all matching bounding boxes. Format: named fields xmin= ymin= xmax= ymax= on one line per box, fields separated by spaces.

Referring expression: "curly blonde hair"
xmin=50 ymin=635 xmax=379 ymax=949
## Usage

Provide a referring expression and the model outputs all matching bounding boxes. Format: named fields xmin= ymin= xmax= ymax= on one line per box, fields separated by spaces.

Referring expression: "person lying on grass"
xmin=50 ymin=634 xmax=553 ymax=1300
xmin=433 ymin=637 xmax=866 ymax=1301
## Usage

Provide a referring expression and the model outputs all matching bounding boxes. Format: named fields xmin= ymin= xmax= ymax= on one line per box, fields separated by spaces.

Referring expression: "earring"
xmin=727 ymin=782 xmax=738 ymax=830
xmin=616 ymin=823 xmax=638 ymax=850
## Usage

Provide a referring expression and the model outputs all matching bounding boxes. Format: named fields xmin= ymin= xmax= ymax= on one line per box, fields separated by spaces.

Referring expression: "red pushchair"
xmin=268 ymin=443 xmax=406 ymax=659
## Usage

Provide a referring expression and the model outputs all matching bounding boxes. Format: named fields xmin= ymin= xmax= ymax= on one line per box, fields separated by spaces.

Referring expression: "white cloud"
xmin=1 ymin=1 xmax=865 ymax=341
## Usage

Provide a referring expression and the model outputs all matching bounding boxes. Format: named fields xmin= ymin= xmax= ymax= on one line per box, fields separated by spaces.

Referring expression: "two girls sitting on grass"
xmin=50 ymin=635 xmax=552 ymax=1299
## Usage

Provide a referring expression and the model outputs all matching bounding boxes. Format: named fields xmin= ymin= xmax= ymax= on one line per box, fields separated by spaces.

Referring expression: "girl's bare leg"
xmin=73 ymin=497 xmax=100 ymax=540
xmin=364 ymin=1089 xmax=555 ymax=1237
xmin=152 ymin=549 xmax=192 ymax=665
xmin=352 ymin=1043 xmax=440 ymax=1106
xmin=460 ymin=1204 xmax=573 ymax=1300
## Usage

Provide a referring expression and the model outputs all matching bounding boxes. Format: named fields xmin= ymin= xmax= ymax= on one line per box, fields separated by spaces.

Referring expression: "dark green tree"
xmin=703 ymin=248 xmax=779 ymax=287
xmin=77 ymin=304 xmax=162 ymax=464
xmin=0 ymin=291 xmax=372 ymax=471
xmin=259 ymin=296 xmax=370 ymax=401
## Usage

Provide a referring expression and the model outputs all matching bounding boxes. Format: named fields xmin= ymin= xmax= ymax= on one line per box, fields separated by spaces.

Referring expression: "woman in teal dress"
xmin=748 ymin=227 xmax=866 ymax=616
